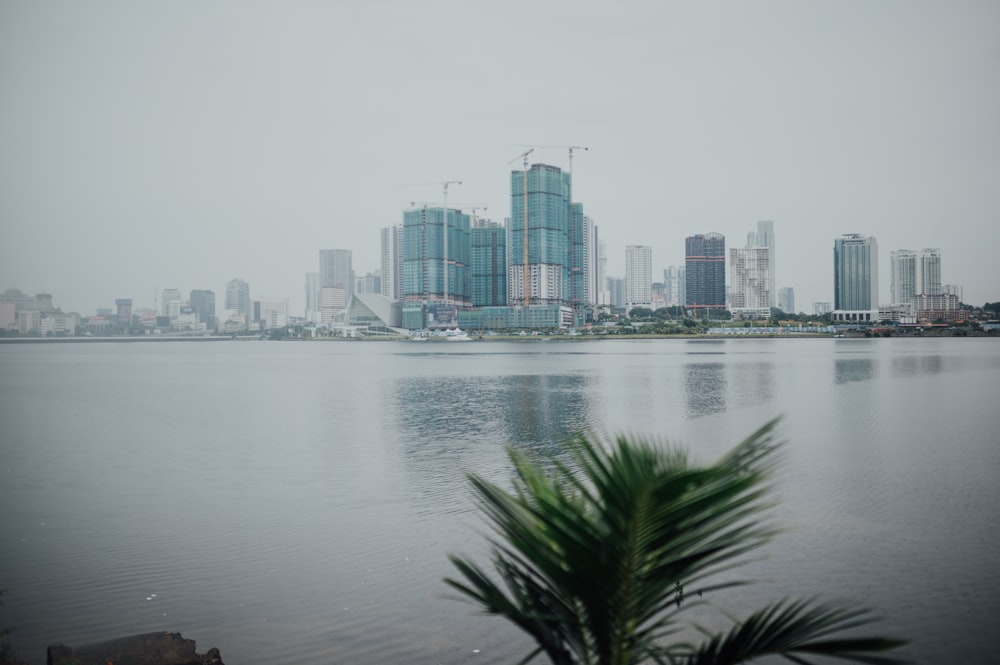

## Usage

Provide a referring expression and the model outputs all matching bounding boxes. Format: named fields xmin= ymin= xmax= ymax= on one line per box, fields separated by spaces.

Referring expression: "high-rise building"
xmin=916 ymin=248 xmax=941 ymax=296
xmin=582 ymin=216 xmax=599 ymax=318
xmin=754 ymin=221 xmax=776 ymax=307
xmin=357 ymin=272 xmax=381 ymax=295
xmin=685 ymin=233 xmax=726 ymax=315
xmin=401 ymin=207 xmax=471 ymax=307
xmin=304 ymin=272 xmax=319 ymax=320
xmin=508 ymin=163 xmax=583 ymax=313
xmin=597 ymin=239 xmax=609 ymax=306
xmin=161 ymin=289 xmax=181 ymax=317
xmin=729 ymin=246 xmax=771 ymax=319
xmin=890 ymin=250 xmax=917 ymax=307
xmin=471 ymin=221 xmax=507 ymax=307
xmin=625 ymin=245 xmax=652 ymax=309
xmin=320 ymin=249 xmax=353 ymax=293
xmin=663 ymin=266 xmax=685 ymax=307
xmin=778 ymin=287 xmax=795 ymax=315
xmin=833 ymin=234 xmax=878 ymax=322
xmin=225 ymin=278 xmax=250 ymax=317
xmin=943 ymin=283 xmax=964 ymax=302
xmin=190 ymin=289 xmax=216 ymax=330
xmin=380 ymin=225 xmax=402 ymax=301
xmin=607 ymin=277 xmax=626 ymax=310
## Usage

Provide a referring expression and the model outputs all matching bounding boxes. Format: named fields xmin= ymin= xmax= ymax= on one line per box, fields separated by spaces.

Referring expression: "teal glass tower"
xmin=509 ymin=163 xmax=587 ymax=324
xmin=833 ymin=233 xmax=879 ymax=322
xmin=401 ymin=206 xmax=471 ymax=328
xmin=471 ymin=222 xmax=507 ymax=307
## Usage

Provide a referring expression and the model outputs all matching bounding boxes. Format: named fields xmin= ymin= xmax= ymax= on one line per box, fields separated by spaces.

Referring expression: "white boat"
xmin=444 ymin=328 xmax=471 ymax=341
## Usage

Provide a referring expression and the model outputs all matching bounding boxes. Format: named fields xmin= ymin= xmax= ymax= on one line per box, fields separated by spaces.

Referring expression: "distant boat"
xmin=444 ymin=328 xmax=471 ymax=341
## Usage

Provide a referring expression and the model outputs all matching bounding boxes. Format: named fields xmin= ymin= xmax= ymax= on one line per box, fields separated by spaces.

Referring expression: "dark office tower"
xmin=471 ymin=221 xmax=507 ymax=307
xmin=190 ymin=290 xmax=216 ymax=330
xmin=685 ymin=233 xmax=726 ymax=316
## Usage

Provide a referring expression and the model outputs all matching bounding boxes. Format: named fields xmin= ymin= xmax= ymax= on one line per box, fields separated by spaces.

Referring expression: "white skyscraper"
xmin=890 ymin=250 xmax=917 ymax=307
xmin=755 ymin=221 xmax=775 ymax=307
xmin=663 ymin=266 xmax=685 ymax=306
xmin=597 ymin=239 xmax=609 ymax=306
xmin=625 ymin=245 xmax=652 ymax=309
xmin=380 ymin=225 xmax=402 ymax=301
xmin=916 ymin=248 xmax=941 ymax=296
xmin=583 ymin=216 xmax=598 ymax=309
xmin=729 ymin=246 xmax=771 ymax=319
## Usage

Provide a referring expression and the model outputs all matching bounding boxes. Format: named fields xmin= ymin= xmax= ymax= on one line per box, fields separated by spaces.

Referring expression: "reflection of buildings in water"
xmin=890 ymin=354 xmax=944 ymax=378
xmin=390 ymin=374 xmax=591 ymax=504
xmin=834 ymin=358 xmax=878 ymax=384
xmin=683 ymin=362 xmax=727 ymax=418
xmin=730 ymin=361 xmax=777 ymax=409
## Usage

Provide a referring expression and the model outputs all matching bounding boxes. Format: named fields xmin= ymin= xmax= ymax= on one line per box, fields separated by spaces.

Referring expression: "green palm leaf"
xmin=444 ymin=417 xmax=908 ymax=665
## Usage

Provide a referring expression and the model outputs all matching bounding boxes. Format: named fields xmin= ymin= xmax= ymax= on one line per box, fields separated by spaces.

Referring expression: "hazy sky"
xmin=2 ymin=1 xmax=998 ymax=315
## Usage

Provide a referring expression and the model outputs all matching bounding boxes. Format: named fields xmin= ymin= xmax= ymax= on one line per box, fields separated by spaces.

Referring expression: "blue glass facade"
xmin=509 ymin=164 xmax=574 ymax=306
xmin=401 ymin=207 xmax=471 ymax=306
xmin=834 ymin=234 xmax=878 ymax=314
xmin=471 ymin=224 xmax=507 ymax=307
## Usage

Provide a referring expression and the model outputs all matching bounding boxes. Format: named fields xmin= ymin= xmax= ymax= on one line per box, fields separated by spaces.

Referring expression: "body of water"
xmin=2 ymin=338 xmax=998 ymax=663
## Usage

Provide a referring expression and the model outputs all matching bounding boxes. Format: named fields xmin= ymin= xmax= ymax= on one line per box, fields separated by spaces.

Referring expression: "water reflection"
xmin=390 ymin=374 xmax=590 ymax=509
xmin=683 ymin=362 xmax=727 ymax=418
xmin=730 ymin=361 xmax=777 ymax=409
xmin=890 ymin=354 xmax=944 ymax=378
xmin=834 ymin=358 xmax=878 ymax=384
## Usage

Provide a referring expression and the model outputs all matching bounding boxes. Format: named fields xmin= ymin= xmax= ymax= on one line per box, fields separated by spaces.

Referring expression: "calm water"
xmin=1 ymin=338 xmax=998 ymax=664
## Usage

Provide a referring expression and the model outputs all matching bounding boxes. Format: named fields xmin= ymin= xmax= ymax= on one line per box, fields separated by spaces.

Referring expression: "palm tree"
xmin=445 ymin=418 xmax=907 ymax=665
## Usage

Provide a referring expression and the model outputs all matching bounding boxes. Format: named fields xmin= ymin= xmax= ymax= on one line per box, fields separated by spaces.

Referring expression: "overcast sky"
xmin=2 ymin=0 xmax=997 ymax=315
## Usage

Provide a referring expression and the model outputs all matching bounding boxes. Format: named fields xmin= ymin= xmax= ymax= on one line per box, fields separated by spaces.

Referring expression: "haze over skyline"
xmin=2 ymin=1 xmax=998 ymax=316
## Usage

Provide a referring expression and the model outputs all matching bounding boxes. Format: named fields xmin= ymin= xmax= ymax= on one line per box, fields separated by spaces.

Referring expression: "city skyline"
xmin=2 ymin=2 xmax=997 ymax=315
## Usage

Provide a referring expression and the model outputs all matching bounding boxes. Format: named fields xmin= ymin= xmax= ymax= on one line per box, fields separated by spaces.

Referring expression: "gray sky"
xmin=2 ymin=0 xmax=998 ymax=315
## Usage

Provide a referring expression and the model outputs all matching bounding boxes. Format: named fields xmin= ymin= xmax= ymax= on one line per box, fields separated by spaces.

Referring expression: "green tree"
xmin=446 ymin=420 xmax=907 ymax=665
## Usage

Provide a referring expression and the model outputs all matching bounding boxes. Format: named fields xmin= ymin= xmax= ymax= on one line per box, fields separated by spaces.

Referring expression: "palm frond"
xmin=664 ymin=598 xmax=909 ymax=665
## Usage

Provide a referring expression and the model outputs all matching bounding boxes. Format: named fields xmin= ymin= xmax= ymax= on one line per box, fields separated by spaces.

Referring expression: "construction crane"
xmin=457 ymin=206 xmax=489 ymax=227
xmin=508 ymin=149 xmax=534 ymax=307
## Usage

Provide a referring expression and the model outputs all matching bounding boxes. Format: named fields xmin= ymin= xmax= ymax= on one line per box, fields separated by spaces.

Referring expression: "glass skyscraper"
xmin=507 ymin=162 xmax=591 ymax=326
xmin=685 ymin=233 xmax=726 ymax=315
xmin=470 ymin=222 xmax=507 ymax=307
xmin=509 ymin=164 xmax=571 ymax=305
xmin=833 ymin=234 xmax=879 ymax=322
xmin=401 ymin=206 xmax=471 ymax=320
